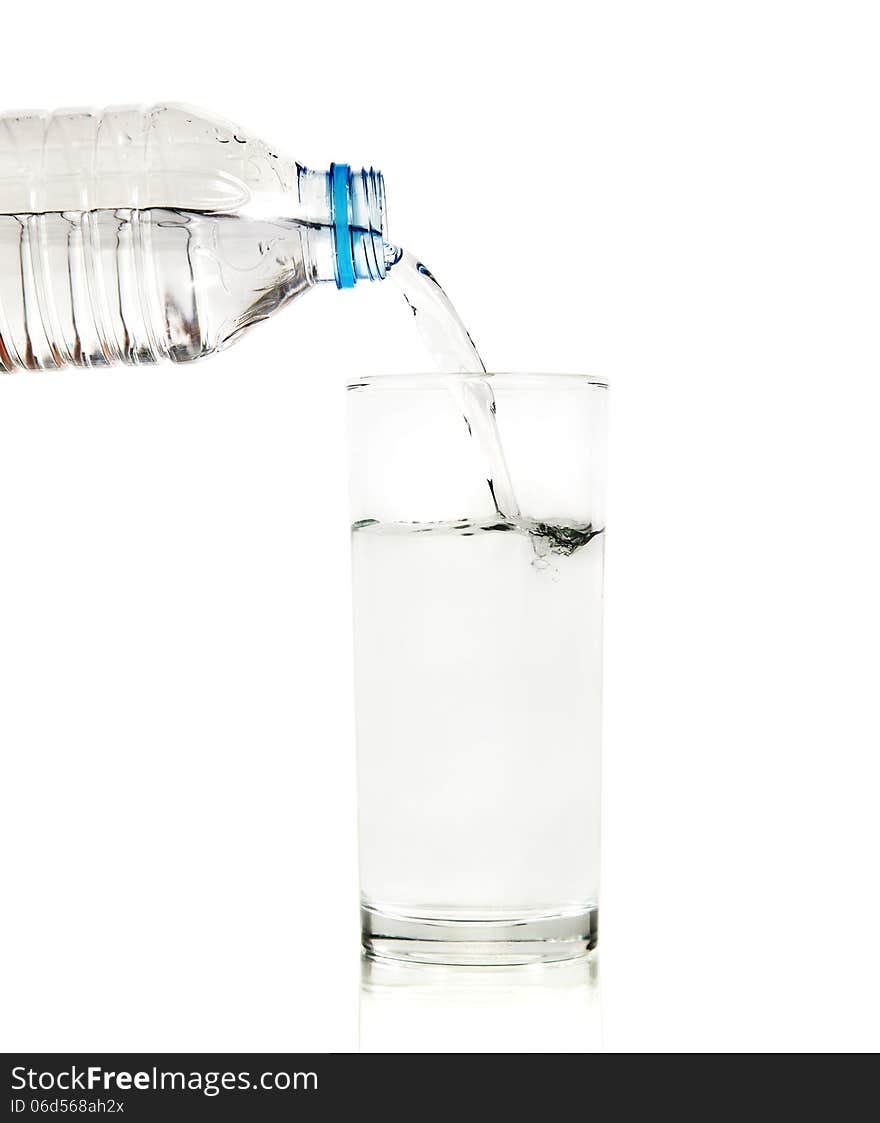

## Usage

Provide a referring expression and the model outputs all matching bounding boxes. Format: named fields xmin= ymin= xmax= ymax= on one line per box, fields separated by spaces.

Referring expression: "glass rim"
xmin=347 ymin=372 xmax=608 ymax=391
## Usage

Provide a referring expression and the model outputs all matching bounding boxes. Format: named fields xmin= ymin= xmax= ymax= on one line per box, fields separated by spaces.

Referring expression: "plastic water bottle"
xmin=0 ymin=104 xmax=390 ymax=370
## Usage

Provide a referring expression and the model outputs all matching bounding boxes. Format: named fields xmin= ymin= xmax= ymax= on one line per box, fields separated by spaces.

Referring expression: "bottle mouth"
xmin=330 ymin=164 xmax=388 ymax=288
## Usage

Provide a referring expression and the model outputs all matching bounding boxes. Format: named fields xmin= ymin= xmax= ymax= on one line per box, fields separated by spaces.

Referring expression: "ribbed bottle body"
xmin=0 ymin=104 xmax=327 ymax=370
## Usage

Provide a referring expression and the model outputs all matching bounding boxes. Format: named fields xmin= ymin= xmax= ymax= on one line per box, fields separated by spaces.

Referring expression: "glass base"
xmin=361 ymin=905 xmax=598 ymax=966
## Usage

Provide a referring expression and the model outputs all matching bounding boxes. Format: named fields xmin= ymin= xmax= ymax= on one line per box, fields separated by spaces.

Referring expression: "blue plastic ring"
xmin=331 ymin=163 xmax=356 ymax=289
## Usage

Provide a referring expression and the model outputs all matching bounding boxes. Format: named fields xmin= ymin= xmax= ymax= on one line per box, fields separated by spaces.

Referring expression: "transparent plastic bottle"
xmin=0 ymin=104 xmax=389 ymax=370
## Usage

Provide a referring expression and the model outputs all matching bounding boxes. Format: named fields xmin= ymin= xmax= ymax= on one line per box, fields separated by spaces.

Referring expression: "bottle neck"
xmin=299 ymin=165 xmax=389 ymax=289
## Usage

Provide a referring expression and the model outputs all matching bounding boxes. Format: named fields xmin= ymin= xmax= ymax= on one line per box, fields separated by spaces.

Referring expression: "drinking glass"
xmin=348 ymin=373 xmax=607 ymax=964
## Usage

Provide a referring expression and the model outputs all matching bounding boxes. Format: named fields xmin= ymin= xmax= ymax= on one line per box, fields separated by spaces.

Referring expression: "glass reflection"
xmin=360 ymin=953 xmax=601 ymax=1053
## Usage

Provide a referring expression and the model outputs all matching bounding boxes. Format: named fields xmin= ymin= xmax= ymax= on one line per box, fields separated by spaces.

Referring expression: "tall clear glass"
xmin=348 ymin=373 xmax=608 ymax=964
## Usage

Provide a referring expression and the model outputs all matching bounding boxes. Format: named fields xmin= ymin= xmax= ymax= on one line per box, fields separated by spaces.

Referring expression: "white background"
xmin=2 ymin=1 xmax=879 ymax=1054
